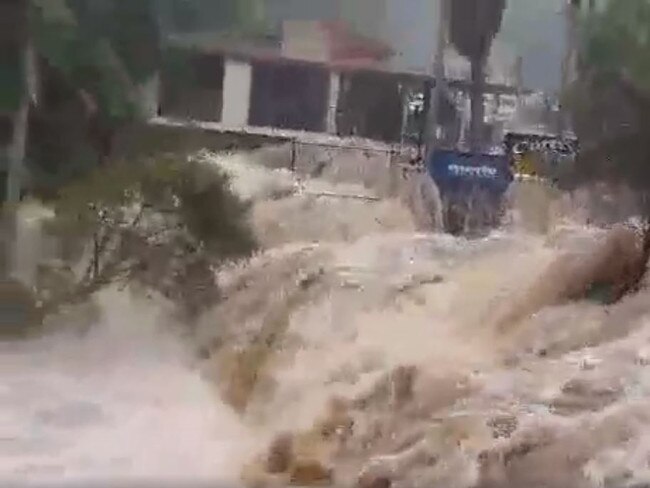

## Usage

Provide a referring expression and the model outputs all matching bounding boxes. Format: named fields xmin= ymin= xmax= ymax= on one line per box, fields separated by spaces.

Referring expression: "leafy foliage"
xmin=46 ymin=153 xmax=257 ymax=319
xmin=52 ymin=153 xmax=257 ymax=256
xmin=0 ymin=50 xmax=24 ymax=113
xmin=0 ymin=0 xmax=28 ymax=112
xmin=102 ymin=0 xmax=161 ymax=85
xmin=563 ymin=0 xmax=650 ymax=300
xmin=18 ymin=0 xmax=274 ymax=195
xmin=31 ymin=0 xmax=160 ymax=122
xmin=13 ymin=0 xmax=168 ymax=197
xmin=581 ymin=0 xmax=650 ymax=89
xmin=566 ymin=0 xmax=650 ymax=209
xmin=449 ymin=0 xmax=507 ymax=61
xmin=2 ymin=1 xmax=262 ymax=323
xmin=158 ymin=0 xmax=268 ymax=37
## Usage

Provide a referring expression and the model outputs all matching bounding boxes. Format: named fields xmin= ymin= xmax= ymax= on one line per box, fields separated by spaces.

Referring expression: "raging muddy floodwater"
xmin=3 ymin=154 xmax=650 ymax=488
xmin=0 ymin=289 xmax=255 ymax=485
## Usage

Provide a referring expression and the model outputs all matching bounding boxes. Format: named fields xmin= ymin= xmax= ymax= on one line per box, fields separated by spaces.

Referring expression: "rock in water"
xmin=317 ymin=397 xmax=354 ymax=440
xmin=357 ymin=473 xmax=392 ymax=488
xmin=496 ymin=224 xmax=646 ymax=331
xmin=389 ymin=365 xmax=417 ymax=409
xmin=267 ymin=432 xmax=294 ymax=474
xmin=289 ymin=459 xmax=332 ymax=486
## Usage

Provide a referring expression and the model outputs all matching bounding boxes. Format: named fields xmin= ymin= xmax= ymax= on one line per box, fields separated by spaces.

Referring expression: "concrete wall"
xmin=222 ymin=59 xmax=253 ymax=126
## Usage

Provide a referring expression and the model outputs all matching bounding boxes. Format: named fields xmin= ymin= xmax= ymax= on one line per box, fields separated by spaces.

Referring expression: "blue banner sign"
xmin=426 ymin=149 xmax=513 ymax=200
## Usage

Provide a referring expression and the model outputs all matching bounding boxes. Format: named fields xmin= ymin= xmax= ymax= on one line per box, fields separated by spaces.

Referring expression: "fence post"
xmin=290 ymin=139 xmax=297 ymax=173
xmin=387 ymin=147 xmax=398 ymax=198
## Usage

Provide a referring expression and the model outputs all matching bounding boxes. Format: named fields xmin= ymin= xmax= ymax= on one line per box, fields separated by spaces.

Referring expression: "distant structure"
xmin=155 ymin=14 xmax=525 ymax=147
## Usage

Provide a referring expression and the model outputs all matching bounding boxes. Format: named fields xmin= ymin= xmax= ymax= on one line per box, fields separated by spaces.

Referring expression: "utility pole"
xmin=514 ymin=55 xmax=523 ymax=111
xmin=427 ymin=0 xmax=449 ymax=154
xmin=559 ymin=0 xmax=580 ymax=136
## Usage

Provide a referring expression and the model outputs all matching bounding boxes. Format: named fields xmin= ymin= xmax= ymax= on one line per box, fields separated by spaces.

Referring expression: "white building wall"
xmin=221 ymin=59 xmax=252 ymax=127
xmin=325 ymin=72 xmax=340 ymax=134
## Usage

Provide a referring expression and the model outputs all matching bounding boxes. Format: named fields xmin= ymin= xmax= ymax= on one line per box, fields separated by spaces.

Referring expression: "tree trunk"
xmin=6 ymin=81 xmax=28 ymax=204
xmin=2 ymin=0 xmax=35 ymax=281
xmin=4 ymin=0 xmax=34 ymax=205
xmin=428 ymin=0 xmax=449 ymax=151
xmin=469 ymin=54 xmax=486 ymax=152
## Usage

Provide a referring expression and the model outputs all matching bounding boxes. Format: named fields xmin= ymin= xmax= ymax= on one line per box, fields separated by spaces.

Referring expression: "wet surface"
xmin=4 ymin=160 xmax=650 ymax=487
xmin=0 ymin=291 xmax=255 ymax=483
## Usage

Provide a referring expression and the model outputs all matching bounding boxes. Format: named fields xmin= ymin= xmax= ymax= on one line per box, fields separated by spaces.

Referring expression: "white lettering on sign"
xmin=512 ymin=139 xmax=577 ymax=155
xmin=448 ymin=164 xmax=498 ymax=179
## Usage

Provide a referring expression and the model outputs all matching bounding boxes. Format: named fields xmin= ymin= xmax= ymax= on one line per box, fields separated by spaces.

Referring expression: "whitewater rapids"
xmin=3 ymin=150 xmax=650 ymax=488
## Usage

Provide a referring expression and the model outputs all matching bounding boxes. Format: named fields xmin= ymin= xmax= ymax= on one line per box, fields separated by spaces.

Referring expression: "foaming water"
xmin=4 ymin=152 xmax=650 ymax=487
xmin=1 ymin=288 xmax=254 ymax=483
xmin=214 ymin=223 xmax=650 ymax=488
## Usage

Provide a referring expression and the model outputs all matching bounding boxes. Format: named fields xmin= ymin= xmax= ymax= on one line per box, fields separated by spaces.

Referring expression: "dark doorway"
xmin=337 ymin=71 xmax=403 ymax=143
xmin=249 ymin=61 xmax=328 ymax=132
xmin=160 ymin=53 xmax=225 ymax=122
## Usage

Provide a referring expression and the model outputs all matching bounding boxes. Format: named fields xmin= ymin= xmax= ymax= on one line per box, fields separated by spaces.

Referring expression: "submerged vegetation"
xmin=0 ymin=0 xmax=267 ymax=339
xmin=46 ymin=153 xmax=257 ymax=318
xmin=560 ymin=0 xmax=650 ymax=301
xmin=0 ymin=153 xmax=257 ymax=340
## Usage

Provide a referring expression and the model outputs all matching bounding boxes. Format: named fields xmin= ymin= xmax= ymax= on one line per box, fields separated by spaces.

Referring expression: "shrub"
xmin=43 ymin=153 xmax=257 ymax=320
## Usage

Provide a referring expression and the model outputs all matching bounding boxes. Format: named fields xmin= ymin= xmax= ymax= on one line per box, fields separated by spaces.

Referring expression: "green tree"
xmin=566 ymin=0 xmax=650 ymax=298
xmin=43 ymin=153 xmax=257 ymax=321
xmin=569 ymin=0 xmax=650 ymax=199
xmin=2 ymin=0 xmax=273 ymax=202
xmin=449 ymin=0 xmax=507 ymax=150
xmin=0 ymin=0 xmax=30 ymax=204
xmin=159 ymin=0 xmax=268 ymax=37
xmin=0 ymin=1 xmax=262 ymax=323
xmin=25 ymin=0 xmax=272 ymax=197
xmin=0 ymin=0 xmax=167 ymax=282
xmin=10 ymin=0 xmax=193 ymax=204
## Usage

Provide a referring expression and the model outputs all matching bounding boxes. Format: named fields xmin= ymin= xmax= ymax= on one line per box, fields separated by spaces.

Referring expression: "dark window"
xmin=249 ymin=61 xmax=328 ymax=132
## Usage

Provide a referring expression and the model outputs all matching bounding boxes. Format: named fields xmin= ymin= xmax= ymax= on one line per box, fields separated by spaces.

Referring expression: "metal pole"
xmin=559 ymin=0 xmax=580 ymax=136
xmin=290 ymin=139 xmax=297 ymax=172
xmin=419 ymin=80 xmax=432 ymax=160
xmin=427 ymin=0 xmax=449 ymax=153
